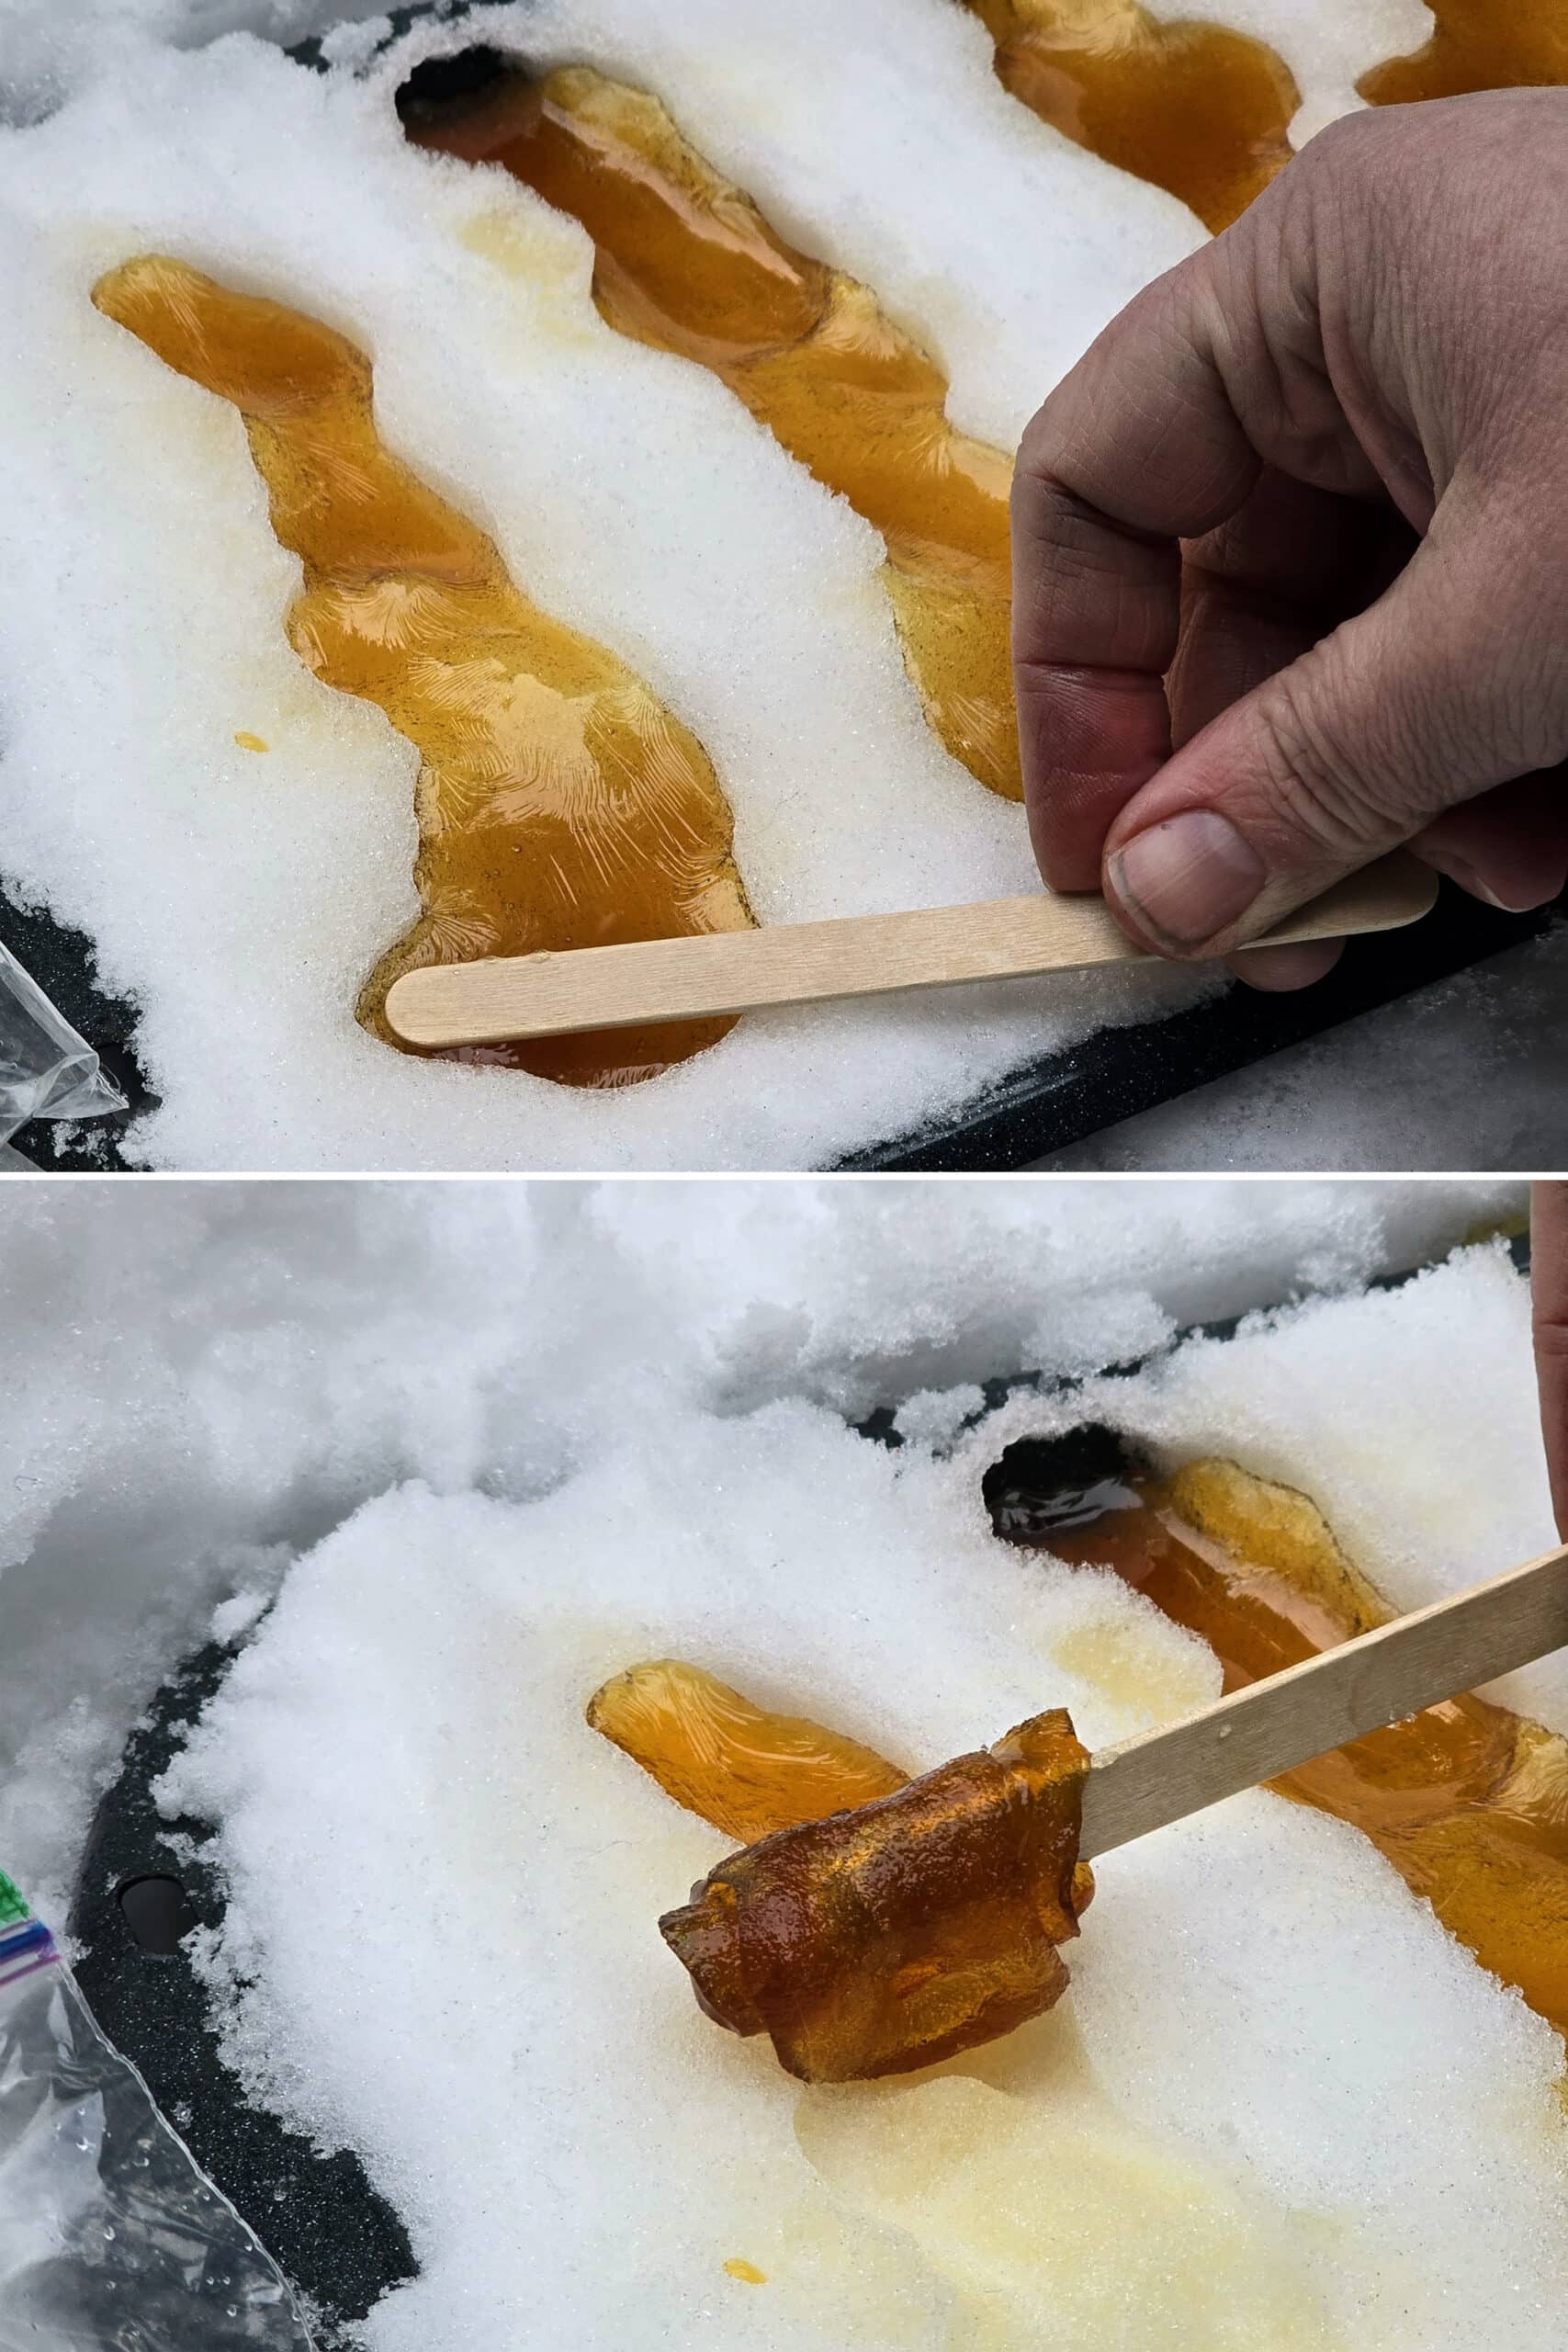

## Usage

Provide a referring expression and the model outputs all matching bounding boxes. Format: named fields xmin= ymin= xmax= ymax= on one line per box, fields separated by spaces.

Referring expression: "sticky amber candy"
xmin=400 ymin=59 xmax=1021 ymax=802
xmin=587 ymin=1660 xmax=1094 ymax=2079
xmin=997 ymin=1442 xmax=1568 ymax=2039
xmin=660 ymin=1709 xmax=1091 ymax=2083
xmin=585 ymin=1659 xmax=910 ymax=1842
xmin=1359 ymin=1 xmax=1568 ymax=107
xmin=968 ymin=3 xmax=1568 ymax=234
xmin=964 ymin=1 xmax=1299 ymax=232
xmin=91 ymin=254 xmax=753 ymax=1091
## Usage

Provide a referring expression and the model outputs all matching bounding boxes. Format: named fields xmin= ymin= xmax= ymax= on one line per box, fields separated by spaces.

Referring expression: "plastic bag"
xmin=0 ymin=941 xmax=126 ymax=1148
xmin=0 ymin=1871 xmax=314 ymax=2351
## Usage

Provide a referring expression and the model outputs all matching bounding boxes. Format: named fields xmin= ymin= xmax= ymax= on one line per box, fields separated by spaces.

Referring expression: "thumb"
xmin=1100 ymin=527 xmax=1568 ymax=958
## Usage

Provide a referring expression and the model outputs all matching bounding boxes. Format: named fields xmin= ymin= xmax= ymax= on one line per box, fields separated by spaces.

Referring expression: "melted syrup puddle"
xmin=992 ymin=1440 xmax=1568 ymax=2037
xmin=92 ymin=254 xmax=753 ymax=1090
xmin=401 ymin=59 xmax=1021 ymax=802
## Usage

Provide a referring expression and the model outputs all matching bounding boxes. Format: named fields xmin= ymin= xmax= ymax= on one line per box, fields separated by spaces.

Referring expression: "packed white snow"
xmin=3 ymin=1176 xmax=1565 ymax=2346
xmin=0 ymin=0 xmax=1446 ymax=1169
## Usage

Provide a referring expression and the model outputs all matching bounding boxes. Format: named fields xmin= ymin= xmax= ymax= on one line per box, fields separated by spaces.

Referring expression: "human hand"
xmin=1011 ymin=89 xmax=1568 ymax=989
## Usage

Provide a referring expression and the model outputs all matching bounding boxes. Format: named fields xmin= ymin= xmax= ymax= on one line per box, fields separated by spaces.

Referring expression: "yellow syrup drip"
xmin=92 ymin=253 xmax=753 ymax=1090
xmin=402 ymin=62 xmax=1021 ymax=800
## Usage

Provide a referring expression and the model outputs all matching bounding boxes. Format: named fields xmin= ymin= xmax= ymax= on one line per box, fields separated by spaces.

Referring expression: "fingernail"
xmin=1425 ymin=854 xmax=1552 ymax=913
xmin=1108 ymin=810 xmax=1267 ymax=949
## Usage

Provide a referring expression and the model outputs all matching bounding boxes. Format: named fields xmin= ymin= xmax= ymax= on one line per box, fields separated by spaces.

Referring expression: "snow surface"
xmin=0 ymin=0 xmax=1448 ymax=1170
xmin=3 ymin=1176 xmax=1563 ymax=2346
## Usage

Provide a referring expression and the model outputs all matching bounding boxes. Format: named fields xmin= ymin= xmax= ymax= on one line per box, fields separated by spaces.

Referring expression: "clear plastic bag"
xmin=0 ymin=940 xmax=126 ymax=1149
xmin=0 ymin=1872 xmax=314 ymax=2351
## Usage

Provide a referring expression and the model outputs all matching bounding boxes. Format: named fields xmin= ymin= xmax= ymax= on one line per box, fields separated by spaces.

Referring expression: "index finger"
xmin=1010 ymin=260 xmax=1261 ymax=891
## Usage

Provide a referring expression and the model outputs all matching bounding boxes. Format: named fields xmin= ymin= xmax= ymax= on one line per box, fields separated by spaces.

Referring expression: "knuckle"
xmin=1013 ymin=404 xmax=1068 ymax=491
xmin=1245 ymin=669 xmax=1400 ymax=854
xmin=1297 ymin=107 xmax=1381 ymax=168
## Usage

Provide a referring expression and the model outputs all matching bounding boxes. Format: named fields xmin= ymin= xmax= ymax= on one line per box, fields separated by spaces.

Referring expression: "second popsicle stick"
xmin=384 ymin=854 xmax=1437 ymax=1049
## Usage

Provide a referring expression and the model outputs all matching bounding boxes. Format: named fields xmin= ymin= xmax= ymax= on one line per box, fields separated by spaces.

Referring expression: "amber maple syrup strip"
xmin=92 ymin=253 xmax=754 ymax=1091
xmin=586 ymin=1658 xmax=909 ymax=1841
xmin=968 ymin=5 xmax=1568 ymax=233
xmin=401 ymin=61 xmax=1022 ymax=801
xmin=1359 ymin=1 xmax=1568 ymax=107
xmin=587 ymin=1655 xmax=1100 ymax=1941
xmin=963 ymin=1 xmax=1298 ymax=232
xmin=1020 ymin=1454 xmax=1568 ymax=2038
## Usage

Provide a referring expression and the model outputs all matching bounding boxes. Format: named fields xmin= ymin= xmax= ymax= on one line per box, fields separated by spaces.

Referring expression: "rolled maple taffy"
xmin=659 ymin=1706 xmax=1091 ymax=2082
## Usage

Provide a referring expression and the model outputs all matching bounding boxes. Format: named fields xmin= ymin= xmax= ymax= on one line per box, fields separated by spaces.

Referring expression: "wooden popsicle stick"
xmin=382 ymin=853 xmax=1438 ymax=1050
xmin=1079 ymin=1539 xmax=1568 ymax=1860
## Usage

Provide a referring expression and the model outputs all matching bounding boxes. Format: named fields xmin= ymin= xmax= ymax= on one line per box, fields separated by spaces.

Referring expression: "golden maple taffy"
xmin=91 ymin=254 xmax=753 ymax=1090
xmin=400 ymin=59 xmax=1021 ymax=801
xmin=1359 ymin=0 xmax=1568 ymax=107
xmin=585 ymin=1659 xmax=910 ymax=1842
xmin=660 ymin=1708 xmax=1091 ymax=2083
xmin=963 ymin=0 xmax=1299 ymax=232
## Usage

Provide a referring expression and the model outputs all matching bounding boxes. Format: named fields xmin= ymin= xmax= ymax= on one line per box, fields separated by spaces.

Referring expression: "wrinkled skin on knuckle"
xmin=1476 ymin=543 xmax=1568 ymax=776
xmin=1488 ymin=653 xmax=1568 ymax=781
xmin=1013 ymin=512 xmax=1177 ymax=679
xmin=1201 ymin=141 xmax=1401 ymax=503
xmin=1375 ymin=101 xmax=1568 ymax=453
xmin=1239 ymin=663 xmax=1398 ymax=860
xmin=1246 ymin=96 xmax=1568 ymax=518
xmin=1430 ymin=507 xmax=1568 ymax=778
xmin=1016 ymin=262 xmax=1237 ymax=527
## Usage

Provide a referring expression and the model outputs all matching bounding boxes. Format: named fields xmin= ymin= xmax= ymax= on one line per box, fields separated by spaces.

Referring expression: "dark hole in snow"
xmin=396 ymin=44 xmax=516 ymax=121
xmin=982 ymin=1425 xmax=1151 ymax=1542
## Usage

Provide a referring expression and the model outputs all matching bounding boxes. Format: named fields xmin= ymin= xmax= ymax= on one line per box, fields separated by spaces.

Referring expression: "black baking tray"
xmin=69 ymin=1635 xmax=417 ymax=2350
xmin=6 ymin=877 xmax=1558 ymax=1171
xmin=6 ymin=6 xmax=1561 ymax=1170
